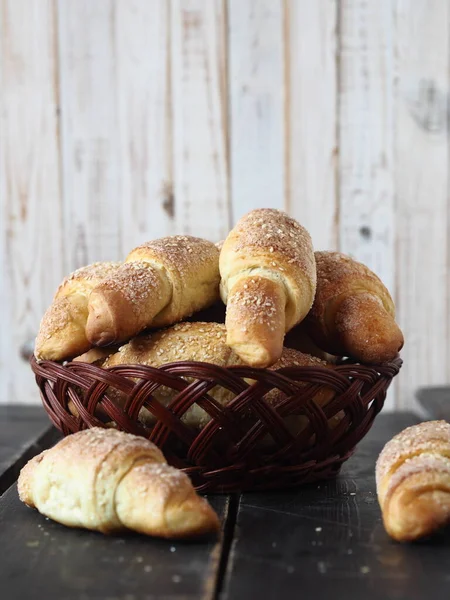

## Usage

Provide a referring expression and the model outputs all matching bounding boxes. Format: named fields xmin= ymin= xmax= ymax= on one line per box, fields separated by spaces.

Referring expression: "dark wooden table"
xmin=1 ymin=407 xmax=448 ymax=600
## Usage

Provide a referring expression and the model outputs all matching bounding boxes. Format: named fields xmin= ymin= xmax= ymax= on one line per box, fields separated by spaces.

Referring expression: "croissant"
xmin=219 ymin=209 xmax=316 ymax=367
xmin=306 ymin=251 xmax=404 ymax=363
xmin=18 ymin=427 xmax=219 ymax=538
xmin=376 ymin=420 xmax=450 ymax=542
xmin=86 ymin=236 xmax=220 ymax=346
xmin=74 ymin=322 xmax=336 ymax=437
xmin=35 ymin=262 xmax=121 ymax=361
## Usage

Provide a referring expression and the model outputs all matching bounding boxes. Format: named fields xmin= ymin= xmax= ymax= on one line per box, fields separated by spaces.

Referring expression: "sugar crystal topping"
xmin=225 ymin=209 xmax=315 ymax=282
xmin=128 ymin=235 xmax=219 ymax=280
xmin=376 ymin=420 xmax=450 ymax=489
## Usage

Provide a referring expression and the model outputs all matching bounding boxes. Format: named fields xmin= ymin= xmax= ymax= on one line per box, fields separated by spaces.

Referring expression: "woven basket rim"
xmin=30 ymin=354 xmax=402 ymax=492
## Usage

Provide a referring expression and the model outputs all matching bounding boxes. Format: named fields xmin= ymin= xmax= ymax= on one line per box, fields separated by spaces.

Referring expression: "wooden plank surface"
xmin=115 ymin=0 xmax=174 ymax=253
xmin=221 ymin=413 xmax=425 ymax=600
xmin=0 ymin=406 xmax=57 ymax=495
xmin=171 ymin=0 xmax=230 ymax=241
xmin=228 ymin=0 xmax=285 ymax=221
xmin=339 ymin=0 xmax=396 ymax=293
xmin=338 ymin=0 xmax=396 ymax=409
xmin=286 ymin=0 xmax=338 ymax=251
xmin=395 ymin=0 xmax=450 ymax=411
xmin=0 ymin=405 xmax=231 ymax=600
xmin=0 ymin=0 xmax=62 ymax=405
xmin=0 ymin=487 xmax=230 ymax=600
xmin=57 ymin=0 xmax=121 ymax=268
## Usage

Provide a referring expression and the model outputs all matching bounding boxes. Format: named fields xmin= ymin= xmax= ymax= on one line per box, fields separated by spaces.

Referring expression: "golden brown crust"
xmin=55 ymin=262 xmax=122 ymax=300
xmin=86 ymin=236 xmax=220 ymax=346
xmin=104 ymin=322 xmax=236 ymax=369
xmin=220 ymin=209 xmax=316 ymax=366
xmin=86 ymin=262 xmax=172 ymax=345
xmin=18 ymin=427 xmax=219 ymax=538
xmin=306 ymin=251 xmax=403 ymax=362
xmin=99 ymin=322 xmax=334 ymax=433
xmin=224 ymin=276 xmax=286 ymax=367
xmin=35 ymin=262 xmax=121 ymax=361
xmin=127 ymin=236 xmax=220 ymax=328
xmin=35 ymin=296 xmax=89 ymax=361
xmin=104 ymin=322 xmax=327 ymax=373
xmin=376 ymin=421 xmax=450 ymax=541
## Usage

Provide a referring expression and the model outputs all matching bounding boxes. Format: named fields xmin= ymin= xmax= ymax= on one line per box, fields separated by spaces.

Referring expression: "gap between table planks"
xmin=222 ymin=412 xmax=440 ymax=600
xmin=2 ymin=409 xmax=445 ymax=600
xmin=0 ymin=405 xmax=236 ymax=600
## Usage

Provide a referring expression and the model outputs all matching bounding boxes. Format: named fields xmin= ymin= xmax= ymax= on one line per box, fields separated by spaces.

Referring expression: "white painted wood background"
xmin=0 ymin=0 xmax=448 ymax=412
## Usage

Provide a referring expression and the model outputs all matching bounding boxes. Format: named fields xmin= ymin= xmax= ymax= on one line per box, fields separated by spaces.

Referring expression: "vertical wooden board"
xmin=338 ymin=1 xmax=396 ymax=410
xmin=115 ymin=0 xmax=174 ymax=255
xmin=287 ymin=0 xmax=338 ymax=251
xmin=0 ymin=0 xmax=62 ymax=404
xmin=338 ymin=0 xmax=396 ymax=294
xmin=171 ymin=0 xmax=230 ymax=242
xmin=57 ymin=0 xmax=121 ymax=269
xmin=395 ymin=1 xmax=449 ymax=410
xmin=228 ymin=0 xmax=285 ymax=222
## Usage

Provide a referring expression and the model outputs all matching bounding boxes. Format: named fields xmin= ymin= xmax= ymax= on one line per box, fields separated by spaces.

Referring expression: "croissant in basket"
xmin=35 ymin=262 xmax=121 ymax=361
xmin=71 ymin=322 xmax=341 ymax=444
xmin=306 ymin=251 xmax=404 ymax=363
xmin=31 ymin=209 xmax=403 ymax=492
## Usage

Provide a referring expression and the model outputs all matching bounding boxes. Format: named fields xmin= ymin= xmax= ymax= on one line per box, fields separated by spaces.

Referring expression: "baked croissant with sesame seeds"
xmin=219 ymin=209 xmax=316 ymax=368
xmin=18 ymin=427 xmax=220 ymax=538
xmin=35 ymin=262 xmax=121 ymax=361
xmin=85 ymin=236 xmax=220 ymax=347
xmin=305 ymin=251 xmax=404 ymax=364
xmin=376 ymin=420 xmax=450 ymax=542
xmin=75 ymin=322 xmax=337 ymax=437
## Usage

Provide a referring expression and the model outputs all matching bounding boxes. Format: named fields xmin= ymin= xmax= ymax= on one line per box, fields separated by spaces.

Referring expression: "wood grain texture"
xmin=0 ymin=0 xmax=62 ymax=405
xmin=115 ymin=0 xmax=174 ymax=254
xmin=0 ymin=406 xmax=430 ymax=600
xmin=57 ymin=0 xmax=121 ymax=268
xmin=286 ymin=0 xmax=338 ymax=251
xmin=338 ymin=0 xmax=396 ymax=409
xmin=228 ymin=0 xmax=285 ymax=222
xmin=0 ymin=484 xmax=230 ymax=600
xmin=395 ymin=0 xmax=449 ymax=411
xmin=339 ymin=0 xmax=396 ymax=293
xmin=171 ymin=0 xmax=230 ymax=241
xmin=222 ymin=413 xmax=422 ymax=600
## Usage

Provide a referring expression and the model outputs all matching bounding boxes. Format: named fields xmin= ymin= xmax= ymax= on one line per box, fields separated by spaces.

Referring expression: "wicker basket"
xmin=31 ymin=355 xmax=402 ymax=492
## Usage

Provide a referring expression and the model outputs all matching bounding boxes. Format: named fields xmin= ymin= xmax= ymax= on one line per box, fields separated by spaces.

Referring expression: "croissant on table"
xmin=376 ymin=420 xmax=450 ymax=542
xmin=18 ymin=428 xmax=220 ymax=538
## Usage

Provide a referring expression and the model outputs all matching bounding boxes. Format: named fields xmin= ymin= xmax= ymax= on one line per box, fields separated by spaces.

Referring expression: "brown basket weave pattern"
xmin=31 ymin=356 xmax=402 ymax=492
